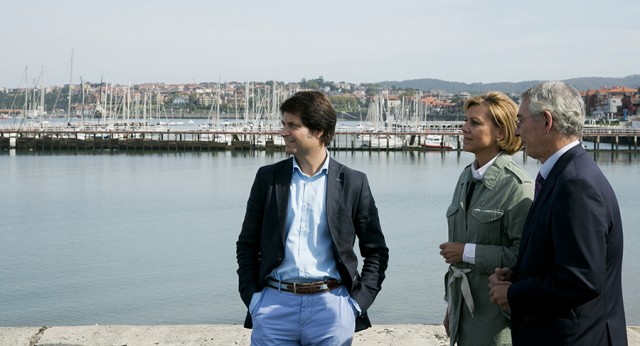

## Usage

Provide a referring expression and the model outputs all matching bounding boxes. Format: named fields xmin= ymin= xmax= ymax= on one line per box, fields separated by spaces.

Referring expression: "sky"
xmin=3 ymin=0 xmax=639 ymax=88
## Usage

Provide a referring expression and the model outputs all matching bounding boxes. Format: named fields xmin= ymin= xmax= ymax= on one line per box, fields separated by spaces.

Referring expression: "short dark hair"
xmin=280 ymin=91 xmax=336 ymax=146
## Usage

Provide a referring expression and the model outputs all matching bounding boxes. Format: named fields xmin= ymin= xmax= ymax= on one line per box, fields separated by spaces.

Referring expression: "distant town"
xmin=1 ymin=76 xmax=638 ymax=124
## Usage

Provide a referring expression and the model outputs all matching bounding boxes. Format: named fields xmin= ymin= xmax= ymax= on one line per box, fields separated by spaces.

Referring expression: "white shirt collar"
xmin=471 ymin=152 xmax=500 ymax=180
xmin=538 ymin=140 xmax=580 ymax=179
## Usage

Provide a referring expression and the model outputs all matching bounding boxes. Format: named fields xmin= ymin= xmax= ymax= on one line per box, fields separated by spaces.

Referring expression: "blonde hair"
xmin=464 ymin=91 xmax=521 ymax=154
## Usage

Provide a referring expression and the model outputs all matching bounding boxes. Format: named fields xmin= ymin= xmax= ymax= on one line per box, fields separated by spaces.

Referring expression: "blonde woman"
xmin=439 ymin=91 xmax=533 ymax=345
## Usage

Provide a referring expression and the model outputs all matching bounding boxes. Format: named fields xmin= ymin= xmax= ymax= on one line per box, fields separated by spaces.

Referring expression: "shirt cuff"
xmin=463 ymin=243 xmax=476 ymax=264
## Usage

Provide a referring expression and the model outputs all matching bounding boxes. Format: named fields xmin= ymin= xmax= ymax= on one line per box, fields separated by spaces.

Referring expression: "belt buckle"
xmin=296 ymin=282 xmax=312 ymax=294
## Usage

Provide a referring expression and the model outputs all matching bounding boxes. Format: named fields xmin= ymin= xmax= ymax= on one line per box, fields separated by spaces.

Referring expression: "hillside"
xmin=377 ymin=75 xmax=640 ymax=93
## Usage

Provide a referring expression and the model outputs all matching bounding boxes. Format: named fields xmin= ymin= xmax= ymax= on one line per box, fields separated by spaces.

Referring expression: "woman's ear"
xmin=497 ymin=126 xmax=506 ymax=142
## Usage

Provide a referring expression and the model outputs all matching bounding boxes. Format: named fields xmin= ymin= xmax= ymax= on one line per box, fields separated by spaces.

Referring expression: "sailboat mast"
xmin=68 ymin=50 xmax=74 ymax=119
xmin=126 ymin=83 xmax=131 ymax=125
xmin=23 ymin=66 xmax=28 ymax=117
xmin=272 ymin=82 xmax=278 ymax=129
xmin=40 ymin=66 xmax=45 ymax=121
xmin=216 ymin=75 xmax=221 ymax=128
xmin=244 ymin=81 xmax=249 ymax=123
xmin=234 ymin=91 xmax=238 ymax=124
xmin=80 ymin=76 xmax=85 ymax=127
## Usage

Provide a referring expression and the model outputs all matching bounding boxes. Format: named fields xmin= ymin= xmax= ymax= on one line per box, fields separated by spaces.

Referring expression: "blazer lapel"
xmin=519 ymin=145 xmax=585 ymax=250
xmin=326 ymin=158 xmax=344 ymax=235
xmin=275 ymin=158 xmax=293 ymax=240
xmin=537 ymin=145 xmax=584 ymax=205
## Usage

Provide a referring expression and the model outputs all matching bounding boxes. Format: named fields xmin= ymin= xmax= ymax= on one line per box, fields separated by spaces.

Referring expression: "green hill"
xmin=377 ymin=75 xmax=640 ymax=93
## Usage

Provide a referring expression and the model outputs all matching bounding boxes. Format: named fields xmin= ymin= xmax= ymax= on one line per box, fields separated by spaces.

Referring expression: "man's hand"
xmin=488 ymin=267 xmax=513 ymax=288
xmin=488 ymin=267 xmax=513 ymax=312
xmin=439 ymin=242 xmax=465 ymax=264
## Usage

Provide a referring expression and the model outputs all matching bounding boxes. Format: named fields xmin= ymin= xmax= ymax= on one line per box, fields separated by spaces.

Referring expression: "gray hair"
xmin=521 ymin=81 xmax=585 ymax=138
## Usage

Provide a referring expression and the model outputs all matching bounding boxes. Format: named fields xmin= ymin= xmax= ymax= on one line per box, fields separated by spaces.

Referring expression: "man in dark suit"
xmin=236 ymin=91 xmax=389 ymax=345
xmin=488 ymin=81 xmax=627 ymax=345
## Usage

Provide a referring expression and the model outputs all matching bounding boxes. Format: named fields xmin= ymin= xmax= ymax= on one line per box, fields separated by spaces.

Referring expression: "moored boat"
xmin=422 ymin=135 xmax=455 ymax=150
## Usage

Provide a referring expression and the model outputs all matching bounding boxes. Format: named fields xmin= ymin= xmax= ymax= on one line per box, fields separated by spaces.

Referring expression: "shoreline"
xmin=2 ymin=324 xmax=640 ymax=346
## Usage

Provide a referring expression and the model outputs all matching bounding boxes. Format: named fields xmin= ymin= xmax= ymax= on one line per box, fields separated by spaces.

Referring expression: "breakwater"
xmin=0 ymin=131 xmax=453 ymax=152
xmin=1 ymin=125 xmax=639 ymax=152
xmin=3 ymin=325 xmax=640 ymax=346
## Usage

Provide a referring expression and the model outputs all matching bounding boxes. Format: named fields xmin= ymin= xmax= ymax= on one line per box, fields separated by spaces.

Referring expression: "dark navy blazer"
xmin=509 ymin=145 xmax=627 ymax=345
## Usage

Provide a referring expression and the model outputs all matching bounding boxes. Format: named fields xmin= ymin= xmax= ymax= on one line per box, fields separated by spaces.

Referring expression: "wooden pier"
xmin=0 ymin=126 xmax=639 ymax=152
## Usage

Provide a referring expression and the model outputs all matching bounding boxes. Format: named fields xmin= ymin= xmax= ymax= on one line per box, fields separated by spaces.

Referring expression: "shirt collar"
xmin=538 ymin=140 xmax=580 ymax=179
xmin=292 ymin=151 xmax=330 ymax=177
xmin=471 ymin=152 xmax=500 ymax=180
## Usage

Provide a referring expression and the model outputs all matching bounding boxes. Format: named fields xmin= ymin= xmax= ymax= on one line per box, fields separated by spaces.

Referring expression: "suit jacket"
xmin=236 ymin=156 xmax=389 ymax=332
xmin=508 ymin=145 xmax=627 ymax=345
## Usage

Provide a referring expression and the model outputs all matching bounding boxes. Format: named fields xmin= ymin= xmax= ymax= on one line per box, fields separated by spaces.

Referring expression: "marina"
xmin=1 ymin=120 xmax=639 ymax=152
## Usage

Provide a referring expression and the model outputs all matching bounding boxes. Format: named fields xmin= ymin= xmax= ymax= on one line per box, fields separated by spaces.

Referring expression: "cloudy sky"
xmin=3 ymin=0 xmax=638 ymax=88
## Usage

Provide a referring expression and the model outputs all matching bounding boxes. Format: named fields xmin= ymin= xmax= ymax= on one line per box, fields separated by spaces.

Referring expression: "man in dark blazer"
xmin=488 ymin=81 xmax=627 ymax=345
xmin=236 ymin=91 xmax=389 ymax=345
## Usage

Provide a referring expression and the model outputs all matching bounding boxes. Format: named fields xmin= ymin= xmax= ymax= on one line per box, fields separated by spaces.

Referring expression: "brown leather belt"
xmin=266 ymin=278 xmax=341 ymax=294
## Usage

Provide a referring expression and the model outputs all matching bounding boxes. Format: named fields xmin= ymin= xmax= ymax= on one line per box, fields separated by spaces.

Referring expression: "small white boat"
xmin=360 ymin=133 xmax=405 ymax=149
xmin=255 ymin=135 xmax=285 ymax=148
xmin=422 ymin=135 xmax=455 ymax=150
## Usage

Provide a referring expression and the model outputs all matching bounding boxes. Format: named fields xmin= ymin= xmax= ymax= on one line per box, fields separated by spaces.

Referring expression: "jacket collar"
xmin=535 ymin=144 xmax=586 ymax=203
xmin=466 ymin=151 xmax=511 ymax=190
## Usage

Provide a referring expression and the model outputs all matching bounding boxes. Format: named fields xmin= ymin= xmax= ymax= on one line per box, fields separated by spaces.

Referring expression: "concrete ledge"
xmin=1 ymin=324 xmax=639 ymax=346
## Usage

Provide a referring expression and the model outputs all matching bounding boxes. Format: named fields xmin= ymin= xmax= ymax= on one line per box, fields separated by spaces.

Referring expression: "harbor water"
xmin=1 ymin=148 xmax=639 ymax=327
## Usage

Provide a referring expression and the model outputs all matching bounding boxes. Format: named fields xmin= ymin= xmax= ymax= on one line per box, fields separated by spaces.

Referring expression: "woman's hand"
xmin=439 ymin=242 xmax=465 ymax=264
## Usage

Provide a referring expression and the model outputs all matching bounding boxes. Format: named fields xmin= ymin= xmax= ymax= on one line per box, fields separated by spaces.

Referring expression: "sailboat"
xmin=358 ymin=95 xmax=405 ymax=149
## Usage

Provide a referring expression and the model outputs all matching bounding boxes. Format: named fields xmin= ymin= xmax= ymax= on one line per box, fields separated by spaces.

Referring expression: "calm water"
xmin=1 ymin=149 xmax=639 ymax=327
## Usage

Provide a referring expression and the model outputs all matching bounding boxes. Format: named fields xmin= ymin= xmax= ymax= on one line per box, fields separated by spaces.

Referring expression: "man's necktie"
xmin=535 ymin=172 xmax=545 ymax=198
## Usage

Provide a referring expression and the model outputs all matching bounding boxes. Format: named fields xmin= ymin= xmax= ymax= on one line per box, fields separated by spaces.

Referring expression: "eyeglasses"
xmin=516 ymin=112 xmax=543 ymax=129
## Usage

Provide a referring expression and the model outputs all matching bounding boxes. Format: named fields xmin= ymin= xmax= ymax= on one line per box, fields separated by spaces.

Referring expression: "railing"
xmin=1 ymin=123 xmax=639 ymax=137
xmin=583 ymin=127 xmax=640 ymax=135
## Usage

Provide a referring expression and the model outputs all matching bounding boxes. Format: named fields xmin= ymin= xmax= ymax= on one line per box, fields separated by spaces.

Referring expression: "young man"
xmin=236 ymin=91 xmax=389 ymax=345
xmin=488 ymin=81 xmax=627 ymax=345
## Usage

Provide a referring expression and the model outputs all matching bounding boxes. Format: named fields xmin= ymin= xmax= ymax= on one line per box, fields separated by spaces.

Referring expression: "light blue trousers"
xmin=250 ymin=285 xmax=356 ymax=346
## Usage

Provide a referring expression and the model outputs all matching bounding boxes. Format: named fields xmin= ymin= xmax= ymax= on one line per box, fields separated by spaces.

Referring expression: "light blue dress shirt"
xmin=271 ymin=154 xmax=341 ymax=282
